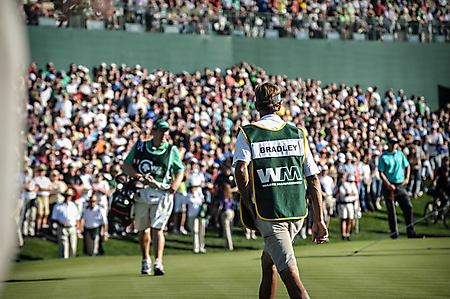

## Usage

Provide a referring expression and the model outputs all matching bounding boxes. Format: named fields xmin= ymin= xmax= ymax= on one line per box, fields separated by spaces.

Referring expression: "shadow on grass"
xmin=4 ymin=278 xmax=67 ymax=283
xmin=17 ymin=254 xmax=43 ymax=261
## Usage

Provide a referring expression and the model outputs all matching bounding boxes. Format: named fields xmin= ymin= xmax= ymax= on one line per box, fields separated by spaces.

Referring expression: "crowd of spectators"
xmin=20 ymin=59 xmax=450 ymax=251
xmin=22 ymin=0 xmax=450 ymax=41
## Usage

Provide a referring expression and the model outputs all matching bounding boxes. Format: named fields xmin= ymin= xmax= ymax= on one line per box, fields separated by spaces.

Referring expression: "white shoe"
xmin=154 ymin=260 xmax=164 ymax=276
xmin=418 ymin=191 xmax=423 ymax=197
xmin=179 ymin=227 xmax=188 ymax=235
xmin=376 ymin=201 xmax=382 ymax=210
xmin=141 ymin=259 xmax=151 ymax=275
xmin=199 ymin=247 xmax=206 ymax=253
xmin=300 ymin=227 xmax=306 ymax=239
xmin=193 ymin=248 xmax=199 ymax=253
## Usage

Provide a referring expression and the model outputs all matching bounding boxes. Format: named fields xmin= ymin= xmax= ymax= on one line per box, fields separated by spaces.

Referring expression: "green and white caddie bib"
xmin=240 ymin=123 xmax=307 ymax=221
xmin=133 ymin=140 xmax=175 ymax=203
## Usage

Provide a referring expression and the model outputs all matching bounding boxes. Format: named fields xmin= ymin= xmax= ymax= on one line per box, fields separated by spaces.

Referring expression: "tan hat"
xmin=88 ymin=194 xmax=98 ymax=202
xmin=64 ymin=188 xmax=75 ymax=197
xmin=38 ymin=164 xmax=47 ymax=171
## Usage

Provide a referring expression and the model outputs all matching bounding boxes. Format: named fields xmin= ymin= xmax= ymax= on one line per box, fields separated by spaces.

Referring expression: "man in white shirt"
xmin=34 ymin=164 xmax=53 ymax=236
xmin=52 ymin=189 xmax=81 ymax=258
xmin=337 ymin=174 xmax=359 ymax=240
xmin=82 ymin=195 xmax=108 ymax=256
xmin=319 ymin=165 xmax=335 ymax=229
xmin=234 ymin=82 xmax=327 ymax=299
xmin=427 ymin=123 xmax=443 ymax=176
xmin=54 ymin=128 xmax=72 ymax=151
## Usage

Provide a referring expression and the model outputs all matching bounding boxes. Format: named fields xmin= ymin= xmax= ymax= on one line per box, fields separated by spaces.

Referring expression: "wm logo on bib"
xmin=256 ymin=166 xmax=303 ymax=187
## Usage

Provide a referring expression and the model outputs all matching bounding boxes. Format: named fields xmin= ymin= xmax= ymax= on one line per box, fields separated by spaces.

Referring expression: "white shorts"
xmin=174 ymin=191 xmax=188 ymax=213
xmin=134 ymin=193 xmax=174 ymax=231
xmin=255 ymin=217 xmax=304 ymax=273
xmin=324 ymin=195 xmax=335 ymax=216
xmin=337 ymin=202 xmax=355 ymax=219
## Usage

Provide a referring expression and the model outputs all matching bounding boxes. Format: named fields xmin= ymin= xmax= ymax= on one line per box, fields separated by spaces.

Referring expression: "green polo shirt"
xmin=378 ymin=149 xmax=409 ymax=184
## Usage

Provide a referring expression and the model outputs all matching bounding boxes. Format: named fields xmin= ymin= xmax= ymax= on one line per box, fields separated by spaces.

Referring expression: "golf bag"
xmin=109 ymin=174 xmax=145 ymax=227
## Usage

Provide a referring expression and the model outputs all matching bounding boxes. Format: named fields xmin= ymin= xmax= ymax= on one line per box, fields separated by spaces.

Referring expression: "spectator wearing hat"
xmin=335 ymin=174 xmax=359 ymax=240
xmin=63 ymin=163 xmax=85 ymax=236
xmin=34 ymin=164 xmax=53 ymax=236
xmin=378 ymin=138 xmax=421 ymax=239
xmin=122 ymin=119 xmax=184 ymax=275
xmin=52 ymin=188 xmax=81 ymax=259
xmin=82 ymin=194 xmax=108 ymax=256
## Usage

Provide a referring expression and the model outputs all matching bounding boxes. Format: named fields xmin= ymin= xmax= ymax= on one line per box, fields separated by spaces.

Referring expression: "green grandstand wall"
xmin=28 ymin=26 xmax=450 ymax=111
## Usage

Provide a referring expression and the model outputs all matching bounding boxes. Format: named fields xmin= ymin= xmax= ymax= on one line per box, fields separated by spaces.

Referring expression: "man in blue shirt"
xmin=378 ymin=138 xmax=421 ymax=239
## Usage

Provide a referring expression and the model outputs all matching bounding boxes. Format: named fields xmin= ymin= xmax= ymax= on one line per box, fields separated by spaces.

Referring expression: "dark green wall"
xmin=28 ymin=26 xmax=450 ymax=110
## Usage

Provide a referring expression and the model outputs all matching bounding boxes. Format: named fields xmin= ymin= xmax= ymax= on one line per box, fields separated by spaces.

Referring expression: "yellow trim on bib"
xmin=240 ymin=124 xmax=309 ymax=222
xmin=248 ymin=122 xmax=287 ymax=131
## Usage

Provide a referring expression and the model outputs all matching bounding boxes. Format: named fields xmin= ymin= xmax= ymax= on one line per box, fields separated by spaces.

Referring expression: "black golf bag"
xmin=109 ymin=174 xmax=145 ymax=227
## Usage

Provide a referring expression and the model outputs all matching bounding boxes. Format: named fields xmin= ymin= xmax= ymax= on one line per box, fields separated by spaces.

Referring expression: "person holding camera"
xmin=122 ymin=119 xmax=184 ymax=276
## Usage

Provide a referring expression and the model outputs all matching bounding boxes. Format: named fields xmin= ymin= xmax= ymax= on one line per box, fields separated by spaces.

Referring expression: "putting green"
xmin=2 ymin=238 xmax=449 ymax=299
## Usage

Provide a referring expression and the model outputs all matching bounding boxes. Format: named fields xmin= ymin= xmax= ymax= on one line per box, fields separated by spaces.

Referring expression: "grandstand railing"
xmin=24 ymin=1 xmax=450 ymax=43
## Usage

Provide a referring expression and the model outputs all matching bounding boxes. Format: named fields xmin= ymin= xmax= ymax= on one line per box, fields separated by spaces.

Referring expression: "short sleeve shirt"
xmin=378 ymin=150 xmax=409 ymax=184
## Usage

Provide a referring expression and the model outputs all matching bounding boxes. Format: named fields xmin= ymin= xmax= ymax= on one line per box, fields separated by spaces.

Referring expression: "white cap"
xmin=321 ymin=165 xmax=329 ymax=171
xmin=348 ymin=175 xmax=356 ymax=182
xmin=373 ymin=150 xmax=380 ymax=156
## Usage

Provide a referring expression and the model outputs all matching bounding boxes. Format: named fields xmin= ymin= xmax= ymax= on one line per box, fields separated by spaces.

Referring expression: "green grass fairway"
xmin=3 ymin=238 xmax=450 ymax=299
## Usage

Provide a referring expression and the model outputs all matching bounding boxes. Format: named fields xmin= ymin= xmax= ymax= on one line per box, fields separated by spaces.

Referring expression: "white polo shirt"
xmin=319 ymin=174 xmax=334 ymax=196
xmin=52 ymin=201 xmax=80 ymax=227
xmin=34 ymin=175 xmax=52 ymax=197
xmin=83 ymin=205 xmax=108 ymax=229
xmin=232 ymin=114 xmax=320 ymax=178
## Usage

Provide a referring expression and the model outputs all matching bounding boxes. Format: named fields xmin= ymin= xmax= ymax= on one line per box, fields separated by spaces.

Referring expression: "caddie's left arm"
xmin=306 ymin=174 xmax=328 ymax=244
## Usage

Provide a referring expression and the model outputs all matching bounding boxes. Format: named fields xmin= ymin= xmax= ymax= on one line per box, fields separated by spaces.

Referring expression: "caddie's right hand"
xmin=312 ymin=220 xmax=328 ymax=244
xmin=143 ymin=174 xmax=154 ymax=185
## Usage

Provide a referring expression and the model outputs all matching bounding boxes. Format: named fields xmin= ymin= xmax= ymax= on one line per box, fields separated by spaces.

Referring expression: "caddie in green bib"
xmin=240 ymin=123 xmax=307 ymax=221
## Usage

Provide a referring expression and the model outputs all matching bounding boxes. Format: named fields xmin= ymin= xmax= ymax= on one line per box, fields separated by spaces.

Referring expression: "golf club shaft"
xmin=352 ymin=204 xmax=448 ymax=255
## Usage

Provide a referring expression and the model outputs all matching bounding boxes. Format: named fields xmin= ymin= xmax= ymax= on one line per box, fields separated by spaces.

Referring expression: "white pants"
xmin=220 ymin=209 xmax=234 ymax=250
xmin=22 ymin=199 xmax=36 ymax=237
xmin=57 ymin=226 xmax=77 ymax=259
xmin=187 ymin=216 xmax=205 ymax=252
